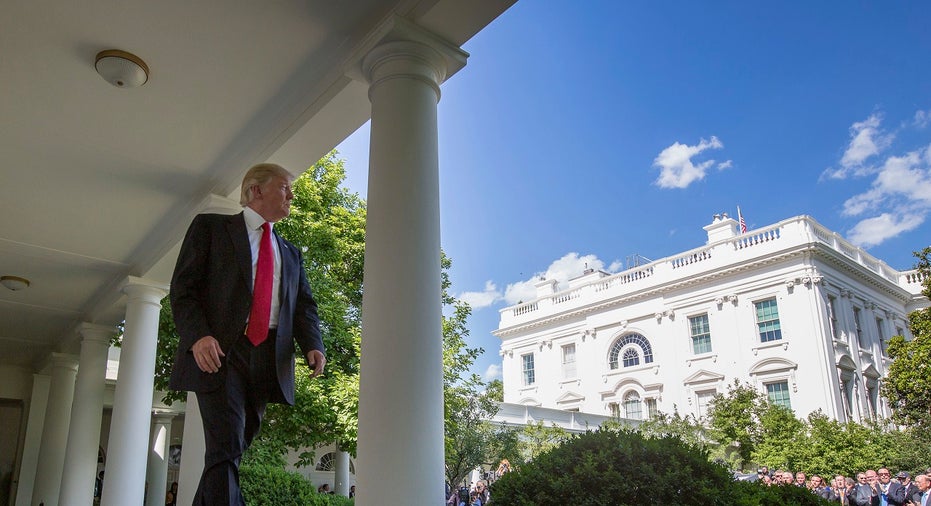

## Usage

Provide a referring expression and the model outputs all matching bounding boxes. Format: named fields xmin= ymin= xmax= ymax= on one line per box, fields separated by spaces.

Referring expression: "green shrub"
xmin=490 ymin=428 xmax=832 ymax=506
xmin=730 ymin=481 xmax=833 ymax=506
xmin=240 ymin=464 xmax=353 ymax=506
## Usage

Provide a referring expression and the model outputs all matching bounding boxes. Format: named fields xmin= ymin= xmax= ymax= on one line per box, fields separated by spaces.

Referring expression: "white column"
xmin=356 ymin=36 xmax=464 ymax=506
xmin=145 ymin=413 xmax=174 ymax=506
xmin=176 ymin=392 xmax=204 ymax=506
xmin=15 ymin=374 xmax=50 ymax=506
xmin=32 ymin=353 xmax=79 ymax=506
xmin=59 ymin=323 xmax=115 ymax=506
xmin=101 ymin=276 xmax=168 ymax=506
xmin=333 ymin=449 xmax=350 ymax=496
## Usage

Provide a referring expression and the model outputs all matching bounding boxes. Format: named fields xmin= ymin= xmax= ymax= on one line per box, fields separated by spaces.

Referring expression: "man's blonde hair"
xmin=239 ymin=163 xmax=293 ymax=206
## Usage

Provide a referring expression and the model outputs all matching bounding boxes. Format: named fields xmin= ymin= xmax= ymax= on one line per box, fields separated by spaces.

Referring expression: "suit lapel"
xmin=227 ymin=213 xmax=252 ymax=290
xmin=276 ymin=233 xmax=293 ymax=303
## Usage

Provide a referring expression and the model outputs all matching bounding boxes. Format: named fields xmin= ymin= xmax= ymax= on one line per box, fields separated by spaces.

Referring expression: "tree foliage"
xmin=489 ymin=428 xmax=786 ymax=506
xmin=882 ymin=247 xmax=931 ymax=431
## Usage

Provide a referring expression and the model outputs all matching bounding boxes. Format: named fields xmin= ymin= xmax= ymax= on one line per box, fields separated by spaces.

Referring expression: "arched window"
xmin=608 ymin=333 xmax=654 ymax=369
xmin=623 ymin=391 xmax=642 ymax=420
xmin=622 ymin=348 xmax=639 ymax=367
xmin=315 ymin=452 xmax=356 ymax=474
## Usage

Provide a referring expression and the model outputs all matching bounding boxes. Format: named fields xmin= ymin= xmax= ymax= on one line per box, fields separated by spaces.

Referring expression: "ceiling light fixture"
xmin=1 ymin=275 xmax=30 ymax=291
xmin=95 ymin=49 xmax=149 ymax=88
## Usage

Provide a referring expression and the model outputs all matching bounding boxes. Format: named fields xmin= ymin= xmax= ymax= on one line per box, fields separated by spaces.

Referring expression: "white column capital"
xmin=348 ymin=15 xmax=467 ymax=86
xmin=78 ymin=322 xmax=117 ymax=344
xmin=122 ymin=276 xmax=168 ymax=303
xmin=45 ymin=352 xmax=79 ymax=373
xmin=363 ymin=40 xmax=449 ymax=100
xmin=151 ymin=412 xmax=176 ymax=424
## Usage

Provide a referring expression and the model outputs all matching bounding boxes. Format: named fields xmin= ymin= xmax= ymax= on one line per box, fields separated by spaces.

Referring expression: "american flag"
xmin=737 ymin=206 xmax=747 ymax=234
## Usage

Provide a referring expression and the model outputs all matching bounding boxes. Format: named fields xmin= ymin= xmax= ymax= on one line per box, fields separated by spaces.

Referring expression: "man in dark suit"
xmin=877 ymin=468 xmax=908 ymax=506
xmin=910 ymin=474 xmax=930 ymax=506
xmin=169 ymin=163 xmax=325 ymax=505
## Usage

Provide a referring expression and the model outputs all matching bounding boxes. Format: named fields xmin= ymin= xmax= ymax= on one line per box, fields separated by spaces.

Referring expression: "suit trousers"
xmin=194 ymin=331 xmax=277 ymax=506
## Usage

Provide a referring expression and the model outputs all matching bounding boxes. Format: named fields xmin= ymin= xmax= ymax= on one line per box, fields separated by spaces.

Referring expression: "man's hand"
xmin=191 ymin=336 xmax=225 ymax=373
xmin=307 ymin=350 xmax=326 ymax=378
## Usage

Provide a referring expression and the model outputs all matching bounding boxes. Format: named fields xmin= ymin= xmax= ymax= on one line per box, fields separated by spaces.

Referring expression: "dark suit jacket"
xmin=168 ymin=212 xmax=322 ymax=405
xmin=885 ymin=481 xmax=908 ymax=506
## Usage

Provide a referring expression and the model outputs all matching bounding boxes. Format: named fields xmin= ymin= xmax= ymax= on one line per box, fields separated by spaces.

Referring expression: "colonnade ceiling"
xmin=0 ymin=0 xmax=515 ymax=368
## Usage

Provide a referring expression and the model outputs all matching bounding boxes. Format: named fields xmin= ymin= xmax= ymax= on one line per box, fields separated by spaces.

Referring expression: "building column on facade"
xmin=100 ymin=276 xmax=168 ymax=506
xmin=354 ymin=22 xmax=467 ymax=506
xmin=808 ymin=278 xmax=844 ymax=420
xmin=58 ymin=323 xmax=116 ymax=506
xmin=334 ymin=449 xmax=351 ymax=497
xmin=15 ymin=374 xmax=50 ymax=506
xmin=31 ymin=353 xmax=78 ymax=506
xmin=145 ymin=413 xmax=175 ymax=506
xmin=176 ymin=392 xmax=204 ymax=506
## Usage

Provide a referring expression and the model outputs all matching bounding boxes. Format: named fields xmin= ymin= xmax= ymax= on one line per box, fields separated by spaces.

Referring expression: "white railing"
xmin=499 ymin=216 xmax=922 ymax=326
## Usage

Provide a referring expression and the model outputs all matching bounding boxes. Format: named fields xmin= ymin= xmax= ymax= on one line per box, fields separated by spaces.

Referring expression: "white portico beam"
xmin=356 ymin=36 xmax=464 ymax=506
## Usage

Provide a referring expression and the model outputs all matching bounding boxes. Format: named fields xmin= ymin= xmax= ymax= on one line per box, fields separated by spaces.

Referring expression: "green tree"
xmin=750 ymin=402 xmax=805 ymax=470
xmin=706 ymin=380 xmax=768 ymax=469
xmin=882 ymin=247 xmax=931 ymax=431
xmin=635 ymin=408 xmax=709 ymax=451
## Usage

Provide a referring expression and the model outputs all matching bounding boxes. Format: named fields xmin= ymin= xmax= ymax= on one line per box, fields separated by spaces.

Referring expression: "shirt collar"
xmin=243 ymin=206 xmax=272 ymax=232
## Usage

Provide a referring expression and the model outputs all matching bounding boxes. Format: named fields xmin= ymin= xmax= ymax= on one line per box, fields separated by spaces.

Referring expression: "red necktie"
xmin=246 ymin=222 xmax=273 ymax=346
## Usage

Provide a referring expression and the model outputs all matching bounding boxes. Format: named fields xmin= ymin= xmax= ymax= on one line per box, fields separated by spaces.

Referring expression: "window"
xmin=689 ymin=314 xmax=712 ymax=354
xmin=876 ymin=318 xmax=886 ymax=356
xmin=623 ymin=391 xmax=642 ymax=420
xmin=521 ymin=353 xmax=535 ymax=386
xmin=316 ymin=452 xmax=354 ymax=473
xmin=853 ymin=307 xmax=866 ymax=348
xmin=840 ymin=379 xmax=853 ymax=418
xmin=766 ymin=381 xmax=792 ymax=409
xmin=866 ymin=385 xmax=878 ymax=419
xmin=755 ymin=298 xmax=782 ymax=342
xmin=609 ymin=402 xmax=620 ymax=418
xmin=561 ymin=343 xmax=577 ymax=379
xmin=645 ymin=398 xmax=658 ymax=419
xmin=696 ymin=390 xmax=716 ymax=418
xmin=608 ymin=334 xmax=654 ymax=369
xmin=622 ymin=348 xmax=640 ymax=367
xmin=896 ymin=326 xmax=904 ymax=338
xmin=828 ymin=296 xmax=839 ymax=339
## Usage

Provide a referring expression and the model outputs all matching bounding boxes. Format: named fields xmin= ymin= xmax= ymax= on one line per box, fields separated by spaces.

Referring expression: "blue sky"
xmin=336 ymin=1 xmax=931 ymax=382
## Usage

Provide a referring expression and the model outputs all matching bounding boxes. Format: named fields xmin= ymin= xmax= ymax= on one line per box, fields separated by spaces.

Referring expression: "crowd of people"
xmin=446 ymin=459 xmax=511 ymax=506
xmin=753 ymin=465 xmax=931 ymax=505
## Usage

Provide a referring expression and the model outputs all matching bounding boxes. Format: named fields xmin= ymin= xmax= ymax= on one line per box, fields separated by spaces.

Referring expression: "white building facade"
xmin=495 ymin=215 xmax=929 ymax=424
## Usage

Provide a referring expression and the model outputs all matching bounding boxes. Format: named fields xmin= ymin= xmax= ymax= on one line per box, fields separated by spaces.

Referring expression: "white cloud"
xmin=503 ymin=252 xmax=617 ymax=305
xmin=717 ymin=160 xmax=733 ymax=170
xmin=457 ymin=280 xmax=502 ymax=310
xmin=824 ymin=114 xmax=894 ymax=179
xmin=839 ymin=141 xmax=931 ymax=247
xmin=846 ymin=212 xmax=926 ymax=247
xmin=653 ymin=136 xmax=724 ymax=189
xmin=483 ymin=363 xmax=502 ymax=382
xmin=915 ymin=110 xmax=931 ymax=128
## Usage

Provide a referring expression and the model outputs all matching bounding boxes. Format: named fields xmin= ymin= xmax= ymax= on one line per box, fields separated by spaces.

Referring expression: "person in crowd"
xmin=495 ymin=458 xmax=511 ymax=478
xmin=169 ymin=163 xmax=325 ymax=506
xmin=811 ymin=475 xmax=833 ymax=500
xmin=797 ymin=471 xmax=809 ymax=487
xmin=877 ymin=467 xmax=907 ymax=506
xmin=784 ymin=471 xmax=796 ymax=486
xmin=94 ymin=470 xmax=105 ymax=502
xmin=901 ymin=472 xmax=919 ymax=502
xmin=349 ymin=485 xmax=355 ymax=498
xmin=165 ymin=481 xmax=178 ymax=506
xmin=909 ymin=474 xmax=930 ymax=506
xmin=835 ymin=476 xmax=857 ymax=505
xmin=317 ymin=483 xmax=331 ymax=494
